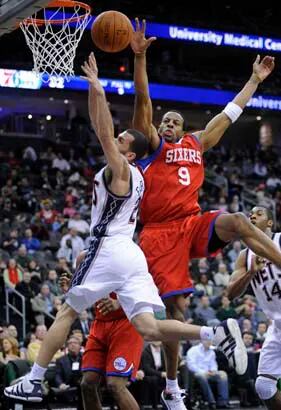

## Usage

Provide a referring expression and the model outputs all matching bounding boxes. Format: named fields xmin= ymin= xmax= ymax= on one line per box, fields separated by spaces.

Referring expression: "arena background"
xmin=0 ymin=1 xmax=280 ymax=409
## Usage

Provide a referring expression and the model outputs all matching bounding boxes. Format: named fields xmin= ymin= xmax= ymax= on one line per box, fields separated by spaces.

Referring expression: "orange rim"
xmin=21 ymin=0 xmax=91 ymax=26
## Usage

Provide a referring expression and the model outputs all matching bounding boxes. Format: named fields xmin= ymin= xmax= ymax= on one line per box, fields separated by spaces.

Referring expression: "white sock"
xmin=29 ymin=363 xmax=47 ymax=381
xmin=166 ymin=378 xmax=180 ymax=393
xmin=200 ymin=326 xmax=215 ymax=341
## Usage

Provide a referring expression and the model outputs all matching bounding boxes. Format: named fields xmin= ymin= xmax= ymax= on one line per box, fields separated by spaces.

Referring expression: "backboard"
xmin=0 ymin=0 xmax=50 ymax=37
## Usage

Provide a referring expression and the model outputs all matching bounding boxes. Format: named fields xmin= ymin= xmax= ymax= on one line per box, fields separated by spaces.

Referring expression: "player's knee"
xmin=255 ymin=376 xmax=277 ymax=401
xmin=81 ymin=372 xmax=100 ymax=396
xmin=107 ymin=377 xmax=126 ymax=397
xmin=56 ymin=302 xmax=77 ymax=323
xmin=134 ymin=319 xmax=160 ymax=341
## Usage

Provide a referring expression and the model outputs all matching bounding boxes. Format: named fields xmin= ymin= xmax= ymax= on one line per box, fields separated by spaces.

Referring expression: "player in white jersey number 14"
xmin=5 ymin=53 xmax=247 ymax=405
xmin=227 ymin=206 xmax=281 ymax=410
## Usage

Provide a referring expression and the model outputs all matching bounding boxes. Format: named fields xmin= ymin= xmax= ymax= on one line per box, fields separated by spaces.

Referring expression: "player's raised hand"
xmin=252 ymin=55 xmax=275 ymax=83
xmin=250 ymin=255 xmax=266 ymax=274
xmin=97 ymin=297 xmax=120 ymax=315
xmin=81 ymin=52 xmax=104 ymax=94
xmin=131 ymin=18 xmax=156 ymax=54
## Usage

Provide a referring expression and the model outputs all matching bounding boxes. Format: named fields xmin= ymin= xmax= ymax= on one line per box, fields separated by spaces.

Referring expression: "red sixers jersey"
xmin=94 ymin=293 xmax=126 ymax=322
xmin=137 ymin=134 xmax=204 ymax=224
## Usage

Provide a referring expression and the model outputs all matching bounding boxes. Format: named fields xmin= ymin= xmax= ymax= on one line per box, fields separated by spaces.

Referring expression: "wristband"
xmin=223 ymin=102 xmax=243 ymax=123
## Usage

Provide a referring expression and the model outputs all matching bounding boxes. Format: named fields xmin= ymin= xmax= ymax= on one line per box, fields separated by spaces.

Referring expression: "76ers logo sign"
xmin=114 ymin=357 xmax=127 ymax=371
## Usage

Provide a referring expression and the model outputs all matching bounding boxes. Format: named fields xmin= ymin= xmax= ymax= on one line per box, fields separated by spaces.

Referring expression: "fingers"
xmin=254 ymin=54 xmax=260 ymax=65
xmin=135 ymin=17 xmax=140 ymax=32
xmin=147 ymin=37 xmax=157 ymax=46
xmin=141 ymin=19 xmax=146 ymax=34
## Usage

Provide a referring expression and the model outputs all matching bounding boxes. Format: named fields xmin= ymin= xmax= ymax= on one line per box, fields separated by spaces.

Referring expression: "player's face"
xmin=249 ymin=207 xmax=272 ymax=231
xmin=158 ymin=112 xmax=184 ymax=142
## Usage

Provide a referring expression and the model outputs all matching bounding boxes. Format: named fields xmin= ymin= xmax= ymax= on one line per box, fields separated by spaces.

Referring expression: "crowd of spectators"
xmin=0 ymin=120 xmax=280 ymax=409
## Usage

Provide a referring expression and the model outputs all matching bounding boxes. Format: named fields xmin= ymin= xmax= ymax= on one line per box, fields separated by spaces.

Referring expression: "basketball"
xmin=91 ymin=11 xmax=133 ymax=53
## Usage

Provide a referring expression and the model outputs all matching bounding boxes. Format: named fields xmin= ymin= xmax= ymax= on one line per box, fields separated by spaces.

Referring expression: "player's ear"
xmin=268 ymin=219 xmax=274 ymax=228
xmin=126 ymin=151 xmax=136 ymax=163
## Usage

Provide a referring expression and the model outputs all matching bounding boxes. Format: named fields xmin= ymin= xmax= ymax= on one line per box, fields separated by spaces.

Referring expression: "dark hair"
xmin=126 ymin=129 xmax=149 ymax=160
xmin=242 ymin=331 xmax=254 ymax=338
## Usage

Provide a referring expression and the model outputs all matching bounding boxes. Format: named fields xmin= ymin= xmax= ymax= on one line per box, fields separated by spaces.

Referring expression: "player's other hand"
xmin=97 ymin=298 xmax=120 ymax=315
xmin=252 ymin=55 xmax=275 ymax=83
xmin=131 ymin=18 xmax=156 ymax=55
xmin=249 ymin=255 xmax=266 ymax=274
xmin=58 ymin=272 xmax=72 ymax=293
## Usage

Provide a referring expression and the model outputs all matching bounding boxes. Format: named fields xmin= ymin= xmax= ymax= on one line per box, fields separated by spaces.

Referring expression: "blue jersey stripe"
xmin=69 ymin=195 xmax=126 ymax=288
xmin=136 ymin=137 xmax=164 ymax=170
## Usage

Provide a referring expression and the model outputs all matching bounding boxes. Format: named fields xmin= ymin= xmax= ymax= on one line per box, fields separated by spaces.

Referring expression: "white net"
xmin=20 ymin=2 xmax=91 ymax=81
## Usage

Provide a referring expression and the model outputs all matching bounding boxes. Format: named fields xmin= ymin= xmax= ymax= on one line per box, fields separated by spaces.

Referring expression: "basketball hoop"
xmin=20 ymin=0 xmax=91 ymax=81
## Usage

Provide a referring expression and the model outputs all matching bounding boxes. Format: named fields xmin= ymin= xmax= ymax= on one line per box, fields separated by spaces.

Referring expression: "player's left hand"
xmin=252 ymin=55 xmax=275 ymax=83
xmin=97 ymin=298 xmax=120 ymax=315
xmin=131 ymin=18 xmax=156 ymax=55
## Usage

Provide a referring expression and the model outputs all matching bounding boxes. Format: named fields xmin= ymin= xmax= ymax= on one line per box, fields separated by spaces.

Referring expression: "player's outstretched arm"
xmin=227 ymin=250 xmax=265 ymax=300
xmin=131 ymin=18 xmax=160 ymax=151
xmin=195 ymin=55 xmax=275 ymax=152
xmin=81 ymin=53 xmax=129 ymax=190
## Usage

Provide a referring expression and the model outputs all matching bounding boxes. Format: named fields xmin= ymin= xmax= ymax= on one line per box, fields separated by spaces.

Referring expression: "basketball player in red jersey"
xmin=60 ymin=252 xmax=143 ymax=410
xmin=131 ymin=18 xmax=279 ymax=409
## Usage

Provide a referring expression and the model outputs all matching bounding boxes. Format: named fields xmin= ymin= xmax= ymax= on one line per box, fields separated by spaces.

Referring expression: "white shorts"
xmin=65 ymin=235 xmax=165 ymax=321
xmin=258 ymin=321 xmax=281 ymax=378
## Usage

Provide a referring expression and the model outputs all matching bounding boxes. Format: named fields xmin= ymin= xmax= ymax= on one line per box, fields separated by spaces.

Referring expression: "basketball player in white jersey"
xmin=227 ymin=206 xmax=281 ymax=410
xmin=5 ymin=52 xmax=247 ymax=403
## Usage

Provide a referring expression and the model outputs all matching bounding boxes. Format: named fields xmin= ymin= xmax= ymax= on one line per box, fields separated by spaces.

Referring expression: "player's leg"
xmin=106 ymin=376 xmax=139 ymax=410
xmin=214 ymin=212 xmax=281 ymax=266
xmin=131 ymin=312 xmax=248 ymax=376
xmin=81 ymin=372 xmax=102 ymax=410
xmin=4 ymin=242 xmax=118 ymax=402
xmin=162 ymin=295 xmax=187 ymax=405
xmin=139 ymin=223 xmax=193 ymax=408
xmin=255 ymin=375 xmax=281 ymax=410
xmin=255 ymin=323 xmax=281 ymax=410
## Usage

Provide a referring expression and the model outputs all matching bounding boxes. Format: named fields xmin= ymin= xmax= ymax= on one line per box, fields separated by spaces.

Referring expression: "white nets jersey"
xmin=247 ymin=232 xmax=281 ymax=325
xmin=90 ymin=164 xmax=144 ymax=239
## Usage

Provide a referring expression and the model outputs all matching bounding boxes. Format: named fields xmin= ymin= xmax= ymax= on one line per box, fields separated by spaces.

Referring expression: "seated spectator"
xmin=228 ymin=194 xmax=243 ymax=213
xmin=253 ymin=159 xmax=267 ymax=179
xmin=52 ymin=213 xmax=66 ymax=233
xmin=54 ymin=336 xmax=82 ymax=404
xmin=2 ymin=229 xmax=20 ymax=254
xmin=195 ymin=273 xmax=214 ymax=298
xmin=21 ymin=228 xmax=41 ymax=254
xmin=60 ymin=229 xmax=84 ymax=268
xmin=20 ymin=332 xmax=36 ymax=360
xmin=27 ymin=259 xmax=42 ymax=286
xmin=186 ymin=341 xmax=230 ymax=409
xmin=216 ymin=296 xmax=237 ymax=321
xmin=38 ymin=199 xmax=58 ymax=226
xmin=15 ymin=245 xmax=32 ymax=269
xmin=140 ymin=341 xmax=166 ymax=408
xmin=255 ymin=321 xmax=268 ymax=349
xmin=45 ymin=270 xmax=62 ymax=297
xmin=52 ymin=153 xmax=71 ymax=173
xmin=63 ymin=201 xmax=77 ymax=218
xmin=7 ymin=325 xmax=18 ymax=340
xmin=27 ymin=324 xmax=62 ymax=364
xmin=227 ymin=240 xmax=241 ymax=270
xmin=57 ymin=239 xmax=74 ymax=266
xmin=67 ymin=212 xmax=90 ymax=236
xmin=0 ymin=337 xmax=20 ymax=364
xmin=266 ymin=172 xmax=281 ymax=193
xmin=3 ymin=258 xmax=23 ymax=289
xmin=31 ymin=283 xmax=55 ymax=327
xmin=71 ymin=310 xmax=92 ymax=342
xmin=213 ymin=263 xmax=230 ymax=288
xmin=194 ymin=296 xmax=220 ymax=326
